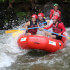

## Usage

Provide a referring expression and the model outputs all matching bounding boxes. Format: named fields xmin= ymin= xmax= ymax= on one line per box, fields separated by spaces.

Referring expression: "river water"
xmin=0 ymin=26 xmax=70 ymax=70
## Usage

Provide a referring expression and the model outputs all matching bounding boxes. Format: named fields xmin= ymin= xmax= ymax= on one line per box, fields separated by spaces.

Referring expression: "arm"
xmin=59 ymin=23 xmax=66 ymax=34
xmin=23 ymin=21 xmax=30 ymax=28
xmin=46 ymin=20 xmax=50 ymax=26
xmin=44 ymin=24 xmax=53 ymax=29
xmin=37 ymin=23 xmax=44 ymax=31
xmin=49 ymin=10 xmax=53 ymax=19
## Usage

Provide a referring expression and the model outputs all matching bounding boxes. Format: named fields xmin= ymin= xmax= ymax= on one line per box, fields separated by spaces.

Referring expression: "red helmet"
xmin=52 ymin=16 xmax=58 ymax=20
xmin=32 ymin=14 xmax=38 ymax=19
xmin=38 ymin=13 xmax=44 ymax=17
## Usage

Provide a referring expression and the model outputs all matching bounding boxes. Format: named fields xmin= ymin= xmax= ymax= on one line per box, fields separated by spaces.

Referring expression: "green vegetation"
xmin=0 ymin=0 xmax=5 ymax=2
xmin=16 ymin=12 xmax=27 ymax=19
xmin=16 ymin=12 xmax=27 ymax=17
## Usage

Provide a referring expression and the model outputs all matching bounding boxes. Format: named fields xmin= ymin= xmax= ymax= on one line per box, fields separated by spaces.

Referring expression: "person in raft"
xmin=23 ymin=14 xmax=38 ymax=35
xmin=44 ymin=16 xmax=66 ymax=40
xmin=49 ymin=3 xmax=61 ymax=22
xmin=37 ymin=13 xmax=48 ymax=36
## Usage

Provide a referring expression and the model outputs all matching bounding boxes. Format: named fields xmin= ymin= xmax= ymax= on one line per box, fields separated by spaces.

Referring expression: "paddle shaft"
xmin=21 ymin=26 xmax=44 ymax=30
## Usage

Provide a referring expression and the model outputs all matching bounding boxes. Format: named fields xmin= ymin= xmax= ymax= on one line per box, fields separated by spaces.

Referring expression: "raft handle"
xmin=34 ymin=42 xmax=40 ymax=44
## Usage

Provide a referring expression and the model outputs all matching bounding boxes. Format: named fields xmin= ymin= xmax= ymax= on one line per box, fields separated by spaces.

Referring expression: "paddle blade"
xmin=12 ymin=30 xmax=25 ymax=38
xmin=5 ymin=30 xmax=19 ymax=34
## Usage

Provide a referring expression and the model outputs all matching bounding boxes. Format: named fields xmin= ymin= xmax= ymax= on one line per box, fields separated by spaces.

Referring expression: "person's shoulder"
xmin=26 ymin=21 xmax=30 ymax=24
xmin=27 ymin=21 xmax=30 ymax=23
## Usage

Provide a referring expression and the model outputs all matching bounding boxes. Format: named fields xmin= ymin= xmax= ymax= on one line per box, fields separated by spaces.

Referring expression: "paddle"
xmin=5 ymin=22 xmax=47 ymax=34
xmin=5 ymin=26 xmax=45 ymax=34
xmin=44 ymin=29 xmax=70 ymax=39
xmin=5 ymin=30 xmax=20 ymax=34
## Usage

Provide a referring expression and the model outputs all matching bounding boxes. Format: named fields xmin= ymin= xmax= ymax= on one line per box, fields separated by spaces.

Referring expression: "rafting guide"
xmin=49 ymin=3 xmax=61 ymax=22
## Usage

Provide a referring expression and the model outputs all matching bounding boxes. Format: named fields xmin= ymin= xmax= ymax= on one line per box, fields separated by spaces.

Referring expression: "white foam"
xmin=0 ymin=53 xmax=14 ymax=68
xmin=0 ymin=25 xmax=28 ymax=68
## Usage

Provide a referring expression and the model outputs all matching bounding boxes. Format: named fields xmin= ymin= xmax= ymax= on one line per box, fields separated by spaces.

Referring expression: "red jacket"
xmin=44 ymin=22 xmax=66 ymax=34
xmin=49 ymin=9 xmax=61 ymax=21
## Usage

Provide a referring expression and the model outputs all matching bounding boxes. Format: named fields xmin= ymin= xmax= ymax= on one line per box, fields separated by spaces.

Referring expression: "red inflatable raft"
xmin=17 ymin=33 xmax=66 ymax=52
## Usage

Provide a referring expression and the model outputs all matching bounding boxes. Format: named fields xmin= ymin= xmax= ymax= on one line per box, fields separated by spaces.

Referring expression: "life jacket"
xmin=37 ymin=19 xmax=47 ymax=27
xmin=52 ymin=23 xmax=62 ymax=34
xmin=50 ymin=9 xmax=61 ymax=21
xmin=53 ymin=10 xmax=60 ymax=17
xmin=28 ymin=20 xmax=37 ymax=35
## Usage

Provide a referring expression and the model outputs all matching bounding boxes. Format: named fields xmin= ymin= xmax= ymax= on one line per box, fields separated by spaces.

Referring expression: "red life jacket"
xmin=52 ymin=23 xmax=62 ymax=33
xmin=49 ymin=9 xmax=61 ymax=21
xmin=28 ymin=20 xmax=37 ymax=34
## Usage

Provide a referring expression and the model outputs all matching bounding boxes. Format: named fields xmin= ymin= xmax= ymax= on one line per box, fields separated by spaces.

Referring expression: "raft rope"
xmin=21 ymin=26 xmax=44 ymax=30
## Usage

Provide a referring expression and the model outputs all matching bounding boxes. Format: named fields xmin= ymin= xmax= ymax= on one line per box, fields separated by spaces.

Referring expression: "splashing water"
xmin=0 ymin=24 xmax=28 ymax=68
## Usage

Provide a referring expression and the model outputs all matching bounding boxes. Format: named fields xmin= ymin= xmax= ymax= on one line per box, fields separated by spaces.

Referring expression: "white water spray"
xmin=0 ymin=24 xmax=28 ymax=68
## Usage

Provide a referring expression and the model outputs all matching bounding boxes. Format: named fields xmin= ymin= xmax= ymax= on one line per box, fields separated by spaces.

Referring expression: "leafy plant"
xmin=16 ymin=12 xmax=27 ymax=17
